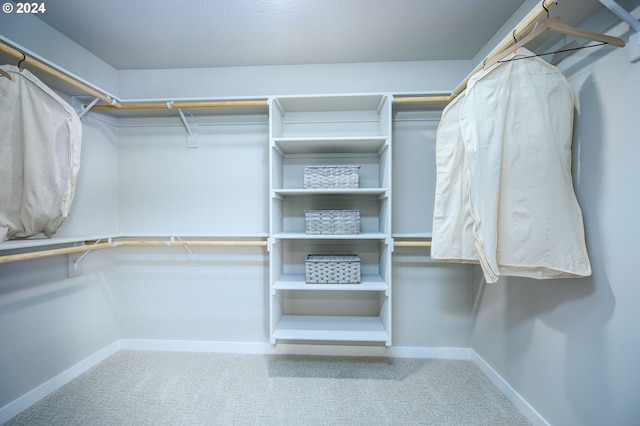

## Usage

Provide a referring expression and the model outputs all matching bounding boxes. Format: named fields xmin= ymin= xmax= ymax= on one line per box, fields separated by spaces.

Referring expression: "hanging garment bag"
xmin=0 ymin=64 xmax=82 ymax=241
xmin=458 ymin=48 xmax=591 ymax=282
xmin=431 ymin=92 xmax=478 ymax=264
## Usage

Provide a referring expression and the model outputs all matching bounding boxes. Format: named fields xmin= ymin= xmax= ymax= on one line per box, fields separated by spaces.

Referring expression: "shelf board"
xmin=273 ymin=136 xmax=387 ymax=155
xmin=273 ymin=188 xmax=388 ymax=197
xmin=273 ymin=315 xmax=389 ymax=342
xmin=272 ymin=232 xmax=388 ymax=240
xmin=273 ymin=273 xmax=387 ymax=291
xmin=0 ymin=234 xmax=113 ymax=251
xmin=275 ymin=95 xmax=387 ymax=113
xmin=0 ymin=233 xmax=270 ymax=252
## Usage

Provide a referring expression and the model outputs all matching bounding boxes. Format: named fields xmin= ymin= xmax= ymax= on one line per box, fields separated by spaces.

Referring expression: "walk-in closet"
xmin=1 ymin=1 xmax=639 ymax=424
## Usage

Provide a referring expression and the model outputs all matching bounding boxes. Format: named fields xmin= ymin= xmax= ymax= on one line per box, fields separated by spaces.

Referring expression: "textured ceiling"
xmin=24 ymin=0 xmax=610 ymax=70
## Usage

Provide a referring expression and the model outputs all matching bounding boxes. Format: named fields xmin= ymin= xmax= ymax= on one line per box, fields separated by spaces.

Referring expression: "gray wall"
xmin=469 ymin=11 xmax=640 ymax=426
xmin=0 ymin=82 xmax=120 ymax=411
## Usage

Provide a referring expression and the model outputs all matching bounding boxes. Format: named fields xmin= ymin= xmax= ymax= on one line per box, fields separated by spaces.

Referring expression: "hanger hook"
xmin=512 ymin=29 xmax=518 ymax=44
xmin=17 ymin=51 xmax=26 ymax=68
xmin=542 ymin=1 xmax=550 ymax=19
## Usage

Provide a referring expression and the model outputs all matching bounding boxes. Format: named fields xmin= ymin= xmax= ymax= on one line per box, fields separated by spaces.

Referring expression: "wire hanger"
xmin=17 ymin=51 xmax=26 ymax=69
xmin=484 ymin=15 xmax=625 ymax=69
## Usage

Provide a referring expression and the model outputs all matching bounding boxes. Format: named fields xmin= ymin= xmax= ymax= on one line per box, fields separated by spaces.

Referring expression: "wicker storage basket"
xmin=305 ymin=255 xmax=361 ymax=284
xmin=304 ymin=165 xmax=360 ymax=189
xmin=304 ymin=209 xmax=360 ymax=235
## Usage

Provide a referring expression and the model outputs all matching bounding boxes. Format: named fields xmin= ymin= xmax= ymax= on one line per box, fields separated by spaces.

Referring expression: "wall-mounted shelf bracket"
xmin=167 ymin=102 xmax=199 ymax=148
xmin=172 ymin=237 xmax=198 ymax=265
xmin=599 ymin=0 xmax=640 ymax=61
xmin=68 ymin=238 xmax=110 ymax=277
xmin=77 ymin=97 xmax=100 ymax=119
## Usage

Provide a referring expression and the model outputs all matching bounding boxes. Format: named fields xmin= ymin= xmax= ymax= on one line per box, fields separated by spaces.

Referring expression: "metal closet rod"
xmin=394 ymin=0 xmax=558 ymax=105
xmin=0 ymin=238 xmax=268 ymax=264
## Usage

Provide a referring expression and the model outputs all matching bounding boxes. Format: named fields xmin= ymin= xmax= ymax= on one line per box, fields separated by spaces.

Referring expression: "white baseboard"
xmin=0 ymin=341 xmax=121 ymax=424
xmin=471 ymin=350 xmax=549 ymax=426
xmin=119 ymin=338 xmax=274 ymax=354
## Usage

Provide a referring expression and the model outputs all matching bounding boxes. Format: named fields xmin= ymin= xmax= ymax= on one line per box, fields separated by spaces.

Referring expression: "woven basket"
xmin=305 ymin=255 xmax=361 ymax=284
xmin=304 ymin=209 xmax=360 ymax=235
xmin=304 ymin=165 xmax=360 ymax=189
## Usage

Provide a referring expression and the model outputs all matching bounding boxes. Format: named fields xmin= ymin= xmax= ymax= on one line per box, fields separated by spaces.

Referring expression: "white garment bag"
xmin=431 ymin=92 xmax=478 ymax=264
xmin=432 ymin=48 xmax=591 ymax=283
xmin=0 ymin=65 xmax=82 ymax=241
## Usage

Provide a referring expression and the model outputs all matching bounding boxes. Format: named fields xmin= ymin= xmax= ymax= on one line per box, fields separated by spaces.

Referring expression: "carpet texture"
xmin=5 ymin=350 xmax=530 ymax=425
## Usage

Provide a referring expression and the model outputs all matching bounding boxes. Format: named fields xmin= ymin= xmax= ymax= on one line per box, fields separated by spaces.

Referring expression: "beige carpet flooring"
xmin=5 ymin=350 xmax=530 ymax=425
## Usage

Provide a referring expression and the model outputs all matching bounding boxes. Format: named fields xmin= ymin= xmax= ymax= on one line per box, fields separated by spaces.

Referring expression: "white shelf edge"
xmin=273 ymin=188 xmax=388 ymax=196
xmin=272 ymin=232 xmax=388 ymax=240
xmin=273 ymin=315 xmax=389 ymax=342
xmin=0 ymin=233 xmax=270 ymax=252
xmin=0 ymin=234 xmax=115 ymax=251
xmin=119 ymin=233 xmax=269 ymax=239
xmin=272 ymin=136 xmax=388 ymax=142
xmin=273 ymin=273 xmax=387 ymax=291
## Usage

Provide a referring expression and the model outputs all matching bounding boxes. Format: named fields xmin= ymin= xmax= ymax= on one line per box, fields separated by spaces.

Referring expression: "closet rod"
xmin=0 ymin=241 xmax=116 ymax=264
xmin=453 ymin=0 xmax=558 ymax=96
xmin=394 ymin=241 xmax=432 ymax=247
xmin=0 ymin=39 xmax=121 ymax=108
xmin=0 ymin=239 xmax=268 ymax=264
xmin=393 ymin=0 xmax=559 ymax=105
xmin=393 ymin=95 xmax=455 ymax=104
xmin=91 ymin=99 xmax=268 ymax=111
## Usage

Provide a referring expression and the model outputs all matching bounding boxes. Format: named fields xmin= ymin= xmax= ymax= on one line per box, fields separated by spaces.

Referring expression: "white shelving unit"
xmin=269 ymin=94 xmax=392 ymax=346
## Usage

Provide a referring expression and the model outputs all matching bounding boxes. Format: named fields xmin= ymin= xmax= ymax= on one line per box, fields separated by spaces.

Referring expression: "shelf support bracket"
xmin=167 ymin=102 xmax=198 ymax=148
xmin=77 ymin=97 xmax=100 ymax=119
xmin=173 ymin=237 xmax=198 ymax=265
xmin=68 ymin=238 xmax=109 ymax=277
